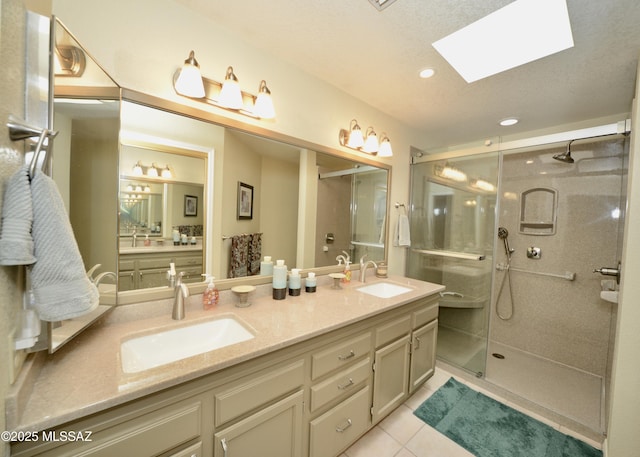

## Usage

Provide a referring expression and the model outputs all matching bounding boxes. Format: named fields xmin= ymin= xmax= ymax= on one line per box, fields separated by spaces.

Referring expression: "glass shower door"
xmin=407 ymin=153 xmax=499 ymax=375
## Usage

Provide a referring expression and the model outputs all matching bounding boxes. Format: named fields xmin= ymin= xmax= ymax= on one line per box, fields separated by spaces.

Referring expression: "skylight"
xmin=432 ymin=0 xmax=574 ymax=83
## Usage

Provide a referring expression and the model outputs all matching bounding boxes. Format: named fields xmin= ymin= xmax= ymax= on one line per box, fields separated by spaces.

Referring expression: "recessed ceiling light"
xmin=419 ymin=68 xmax=436 ymax=79
xmin=499 ymin=118 xmax=519 ymax=126
xmin=432 ymin=0 xmax=574 ymax=83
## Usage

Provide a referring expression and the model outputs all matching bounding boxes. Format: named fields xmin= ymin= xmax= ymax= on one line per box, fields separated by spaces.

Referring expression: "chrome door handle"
xmin=221 ymin=438 xmax=228 ymax=457
xmin=338 ymin=350 xmax=355 ymax=360
xmin=336 ymin=419 xmax=353 ymax=433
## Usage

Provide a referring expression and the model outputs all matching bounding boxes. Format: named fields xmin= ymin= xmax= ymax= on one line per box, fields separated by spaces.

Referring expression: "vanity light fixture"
xmin=435 ymin=164 xmax=468 ymax=183
xmin=173 ymin=51 xmax=276 ymax=119
xmin=471 ymin=178 xmax=496 ymax=192
xmin=161 ymin=165 xmax=173 ymax=179
xmin=362 ymin=127 xmax=379 ymax=154
xmin=338 ymin=119 xmax=393 ymax=157
xmin=147 ymin=163 xmax=159 ymax=178
xmin=132 ymin=161 xmax=144 ymax=177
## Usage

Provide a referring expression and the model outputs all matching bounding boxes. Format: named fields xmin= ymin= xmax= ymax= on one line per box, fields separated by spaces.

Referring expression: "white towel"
xmin=0 ymin=166 xmax=36 ymax=265
xmin=394 ymin=214 xmax=411 ymax=247
xmin=29 ymin=171 xmax=99 ymax=321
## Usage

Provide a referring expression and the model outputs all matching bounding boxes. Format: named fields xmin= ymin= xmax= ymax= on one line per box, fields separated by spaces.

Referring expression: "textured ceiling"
xmin=174 ymin=0 xmax=640 ymax=149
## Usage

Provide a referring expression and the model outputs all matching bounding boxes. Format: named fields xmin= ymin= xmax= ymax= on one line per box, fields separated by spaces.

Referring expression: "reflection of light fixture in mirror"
xmin=132 ymin=161 xmax=143 ymax=176
xmin=174 ymin=50 xmax=205 ymax=98
xmin=144 ymin=185 xmax=151 ymax=192
xmin=126 ymin=184 xmax=133 ymax=192
xmin=147 ymin=163 xmax=159 ymax=178
xmin=377 ymin=134 xmax=393 ymax=157
xmin=339 ymin=119 xmax=392 ymax=156
xmin=172 ymin=51 xmax=276 ymax=119
xmin=471 ymin=178 xmax=495 ymax=192
xmin=435 ymin=164 xmax=467 ymax=182
xmin=362 ymin=127 xmax=379 ymax=154
xmin=54 ymin=44 xmax=86 ymax=77
xmin=135 ymin=185 xmax=143 ymax=193
xmin=161 ymin=165 xmax=172 ymax=179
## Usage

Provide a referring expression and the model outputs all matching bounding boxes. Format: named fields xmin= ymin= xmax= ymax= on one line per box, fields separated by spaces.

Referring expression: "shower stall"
xmin=406 ymin=126 xmax=628 ymax=436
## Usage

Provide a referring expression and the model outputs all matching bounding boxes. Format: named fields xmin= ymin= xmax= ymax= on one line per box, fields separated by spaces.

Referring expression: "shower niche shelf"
xmin=519 ymin=187 xmax=557 ymax=236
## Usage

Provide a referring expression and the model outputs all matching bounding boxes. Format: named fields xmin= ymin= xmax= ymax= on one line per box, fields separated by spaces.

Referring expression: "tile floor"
xmin=339 ymin=367 xmax=602 ymax=457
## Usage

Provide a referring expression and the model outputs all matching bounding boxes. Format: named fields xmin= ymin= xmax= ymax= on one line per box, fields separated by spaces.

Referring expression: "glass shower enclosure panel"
xmin=350 ymin=169 xmax=387 ymax=262
xmin=407 ymin=153 xmax=499 ymax=375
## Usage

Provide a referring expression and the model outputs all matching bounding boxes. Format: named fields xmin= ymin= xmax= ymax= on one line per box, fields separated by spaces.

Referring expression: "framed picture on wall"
xmin=184 ymin=195 xmax=198 ymax=217
xmin=237 ymin=182 xmax=254 ymax=220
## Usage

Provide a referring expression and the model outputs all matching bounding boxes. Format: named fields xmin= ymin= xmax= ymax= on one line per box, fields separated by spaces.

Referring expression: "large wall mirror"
xmin=52 ymin=18 xmax=391 ymax=309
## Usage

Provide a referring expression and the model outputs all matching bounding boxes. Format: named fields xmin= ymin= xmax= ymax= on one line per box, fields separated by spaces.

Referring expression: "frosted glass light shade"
xmin=174 ymin=51 xmax=205 ymax=98
xmin=347 ymin=120 xmax=364 ymax=148
xmin=253 ymin=80 xmax=276 ymax=119
xmin=378 ymin=136 xmax=393 ymax=157
xmin=147 ymin=164 xmax=159 ymax=178
xmin=363 ymin=127 xmax=379 ymax=154
xmin=219 ymin=66 xmax=244 ymax=109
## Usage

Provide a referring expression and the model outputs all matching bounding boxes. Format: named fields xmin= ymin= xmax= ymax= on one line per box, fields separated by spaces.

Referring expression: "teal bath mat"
xmin=413 ymin=377 xmax=602 ymax=457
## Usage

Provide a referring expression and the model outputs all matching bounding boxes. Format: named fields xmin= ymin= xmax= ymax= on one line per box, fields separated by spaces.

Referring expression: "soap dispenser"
xmin=201 ymin=274 xmax=219 ymax=310
xmin=343 ymin=260 xmax=352 ymax=283
xmin=272 ymin=260 xmax=287 ymax=300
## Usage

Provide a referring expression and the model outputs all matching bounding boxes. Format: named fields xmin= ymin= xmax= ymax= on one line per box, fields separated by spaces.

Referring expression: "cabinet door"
xmin=213 ymin=391 xmax=303 ymax=457
xmin=371 ymin=334 xmax=411 ymax=423
xmin=409 ymin=319 xmax=438 ymax=394
xmin=139 ymin=268 xmax=169 ymax=288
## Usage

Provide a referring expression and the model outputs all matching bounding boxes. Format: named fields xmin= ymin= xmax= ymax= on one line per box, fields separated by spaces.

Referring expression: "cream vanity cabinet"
xmin=118 ymin=250 xmax=203 ymax=291
xmin=12 ymin=294 xmax=439 ymax=457
xmin=371 ymin=296 xmax=439 ymax=423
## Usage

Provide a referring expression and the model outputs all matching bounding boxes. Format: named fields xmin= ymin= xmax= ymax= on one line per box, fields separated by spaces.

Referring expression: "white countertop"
xmin=7 ymin=274 xmax=444 ymax=432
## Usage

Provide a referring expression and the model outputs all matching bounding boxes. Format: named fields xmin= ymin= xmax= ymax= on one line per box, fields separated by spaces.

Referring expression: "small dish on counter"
xmin=231 ymin=285 xmax=257 ymax=307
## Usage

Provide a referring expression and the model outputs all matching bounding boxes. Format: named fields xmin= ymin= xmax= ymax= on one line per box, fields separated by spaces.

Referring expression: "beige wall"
xmin=606 ymin=68 xmax=640 ymax=455
xmin=0 ymin=1 xmax=27 ymax=456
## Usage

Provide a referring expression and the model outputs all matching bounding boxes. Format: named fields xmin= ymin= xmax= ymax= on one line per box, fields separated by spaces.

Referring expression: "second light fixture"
xmin=339 ymin=119 xmax=393 ymax=157
xmin=173 ymin=50 xmax=276 ymax=120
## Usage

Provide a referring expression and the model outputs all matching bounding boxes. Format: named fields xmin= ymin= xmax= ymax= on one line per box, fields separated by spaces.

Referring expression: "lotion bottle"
xmin=272 ymin=260 xmax=287 ymax=300
xmin=260 ymin=256 xmax=274 ymax=276
xmin=201 ymin=274 xmax=219 ymax=310
xmin=289 ymin=268 xmax=301 ymax=296
xmin=305 ymin=272 xmax=317 ymax=293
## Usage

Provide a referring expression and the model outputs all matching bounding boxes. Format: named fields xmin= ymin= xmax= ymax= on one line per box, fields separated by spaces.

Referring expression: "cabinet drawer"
xmin=375 ymin=315 xmax=411 ymax=348
xmin=138 ymin=256 xmax=173 ymax=270
xmin=37 ymin=397 xmax=203 ymax=457
xmin=174 ymin=255 xmax=203 ymax=267
xmin=411 ymin=297 xmax=439 ymax=329
xmin=119 ymin=259 xmax=135 ymax=271
xmin=214 ymin=360 xmax=304 ymax=426
xmin=169 ymin=441 xmax=202 ymax=457
xmin=310 ymin=358 xmax=371 ymax=413
xmin=311 ymin=332 xmax=372 ymax=380
xmin=309 ymin=386 xmax=371 ymax=457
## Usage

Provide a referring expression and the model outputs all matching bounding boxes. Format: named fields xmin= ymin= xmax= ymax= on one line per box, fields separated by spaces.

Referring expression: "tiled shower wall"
xmin=491 ymin=139 xmax=625 ymax=377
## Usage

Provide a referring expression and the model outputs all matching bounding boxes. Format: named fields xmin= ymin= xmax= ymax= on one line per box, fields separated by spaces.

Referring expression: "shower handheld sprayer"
xmin=496 ymin=227 xmax=514 ymax=320
xmin=498 ymin=226 xmax=514 ymax=259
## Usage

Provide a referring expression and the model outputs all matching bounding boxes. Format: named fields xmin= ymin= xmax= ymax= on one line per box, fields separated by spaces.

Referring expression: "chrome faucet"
xmin=131 ymin=228 xmax=137 ymax=247
xmin=359 ymin=255 xmax=378 ymax=282
xmin=172 ymin=272 xmax=189 ymax=320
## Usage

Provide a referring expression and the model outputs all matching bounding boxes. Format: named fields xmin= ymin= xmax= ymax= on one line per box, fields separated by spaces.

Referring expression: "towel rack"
xmin=222 ymin=232 xmax=263 ymax=240
xmin=496 ymin=263 xmax=575 ymax=281
xmin=412 ymin=248 xmax=485 ymax=261
xmin=7 ymin=115 xmax=59 ymax=178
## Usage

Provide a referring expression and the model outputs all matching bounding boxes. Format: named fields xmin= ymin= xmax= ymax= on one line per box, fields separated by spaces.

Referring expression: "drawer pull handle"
xmin=221 ymin=438 xmax=228 ymax=456
xmin=414 ymin=336 xmax=421 ymax=350
xmin=338 ymin=350 xmax=355 ymax=360
xmin=335 ymin=419 xmax=353 ymax=433
xmin=338 ymin=378 xmax=354 ymax=390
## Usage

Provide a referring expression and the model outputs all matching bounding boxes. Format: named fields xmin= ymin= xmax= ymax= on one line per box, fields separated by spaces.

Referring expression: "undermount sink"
xmin=357 ymin=282 xmax=413 ymax=299
xmin=121 ymin=316 xmax=255 ymax=374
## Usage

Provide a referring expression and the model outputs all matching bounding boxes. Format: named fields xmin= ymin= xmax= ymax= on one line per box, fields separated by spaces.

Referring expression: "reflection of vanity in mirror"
xmin=46 ymin=17 xmax=391 ymax=352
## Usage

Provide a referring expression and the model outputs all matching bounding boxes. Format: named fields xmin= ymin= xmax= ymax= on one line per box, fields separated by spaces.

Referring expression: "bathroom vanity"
xmin=8 ymin=275 xmax=442 ymax=457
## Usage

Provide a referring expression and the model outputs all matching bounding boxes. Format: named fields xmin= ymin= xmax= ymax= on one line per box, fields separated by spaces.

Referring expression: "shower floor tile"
xmin=485 ymin=341 xmax=603 ymax=432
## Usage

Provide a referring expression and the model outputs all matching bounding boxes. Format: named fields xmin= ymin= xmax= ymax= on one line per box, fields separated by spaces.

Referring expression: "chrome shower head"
xmin=553 ymin=140 xmax=575 ymax=163
xmin=497 ymin=226 xmax=513 ymax=258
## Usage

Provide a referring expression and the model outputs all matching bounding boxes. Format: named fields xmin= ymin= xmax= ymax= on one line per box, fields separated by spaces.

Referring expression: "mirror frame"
xmin=116 ymin=88 xmax=392 ymax=304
